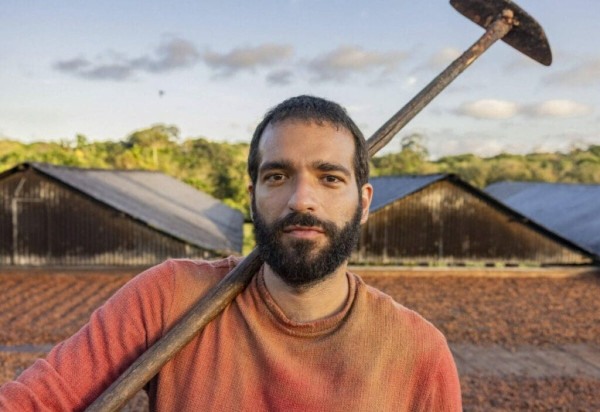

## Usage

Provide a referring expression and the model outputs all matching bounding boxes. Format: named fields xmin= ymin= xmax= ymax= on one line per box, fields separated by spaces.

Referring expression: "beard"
xmin=252 ymin=200 xmax=362 ymax=288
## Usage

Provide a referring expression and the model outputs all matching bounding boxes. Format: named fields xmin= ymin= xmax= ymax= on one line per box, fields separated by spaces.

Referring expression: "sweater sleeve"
xmin=420 ymin=339 xmax=463 ymax=412
xmin=0 ymin=260 xmax=177 ymax=412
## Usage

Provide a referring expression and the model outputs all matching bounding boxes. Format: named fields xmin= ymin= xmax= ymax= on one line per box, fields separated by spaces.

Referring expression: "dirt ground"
xmin=362 ymin=270 xmax=600 ymax=411
xmin=360 ymin=270 xmax=600 ymax=348
xmin=0 ymin=271 xmax=134 ymax=346
xmin=1 ymin=267 xmax=599 ymax=410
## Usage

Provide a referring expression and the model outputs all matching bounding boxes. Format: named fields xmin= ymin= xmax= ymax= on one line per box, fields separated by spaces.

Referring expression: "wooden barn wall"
xmin=353 ymin=180 xmax=590 ymax=265
xmin=0 ymin=169 xmax=218 ymax=266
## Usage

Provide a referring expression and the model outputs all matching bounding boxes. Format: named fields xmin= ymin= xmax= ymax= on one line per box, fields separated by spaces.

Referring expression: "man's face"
xmin=249 ymin=119 xmax=372 ymax=287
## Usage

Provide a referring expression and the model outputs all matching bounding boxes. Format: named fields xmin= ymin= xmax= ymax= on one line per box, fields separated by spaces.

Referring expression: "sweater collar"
xmin=254 ymin=266 xmax=357 ymax=337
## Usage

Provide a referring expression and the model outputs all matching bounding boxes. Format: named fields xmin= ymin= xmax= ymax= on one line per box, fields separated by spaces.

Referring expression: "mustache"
xmin=271 ymin=212 xmax=337 ymax=237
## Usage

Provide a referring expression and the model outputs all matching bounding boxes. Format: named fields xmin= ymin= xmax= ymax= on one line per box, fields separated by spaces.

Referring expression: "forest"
xmin=1 ymin=124 xmax=599 ymax=218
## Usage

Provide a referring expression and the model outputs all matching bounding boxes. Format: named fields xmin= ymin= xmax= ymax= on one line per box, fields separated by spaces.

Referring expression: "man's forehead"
xmin=260 ymin=120 xmax=352 ymax=157
xmin=267 ymin=117 xmax=350 ymax=133
xmin=259 ymin=119 xmax=353 ymax=147
xmin=266 ymin=117 xmax=344 ymax=130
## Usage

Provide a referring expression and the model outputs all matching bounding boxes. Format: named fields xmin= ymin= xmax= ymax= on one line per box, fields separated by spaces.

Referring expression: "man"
xmin=0 ymin=96 xmax=461 ymax=411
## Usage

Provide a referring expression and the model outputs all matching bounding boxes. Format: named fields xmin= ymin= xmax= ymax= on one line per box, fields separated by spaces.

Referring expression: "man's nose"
xmin=287 ymin=177 xmax=318 ymax=212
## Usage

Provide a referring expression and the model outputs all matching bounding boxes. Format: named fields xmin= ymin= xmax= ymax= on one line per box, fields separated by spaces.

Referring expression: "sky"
xmin=2 ymin=0 xmax=599 ymax=159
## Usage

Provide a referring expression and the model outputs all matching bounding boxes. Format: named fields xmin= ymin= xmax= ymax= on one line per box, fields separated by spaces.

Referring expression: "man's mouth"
xmin=283 ymin=225 xmax=325 ymax=239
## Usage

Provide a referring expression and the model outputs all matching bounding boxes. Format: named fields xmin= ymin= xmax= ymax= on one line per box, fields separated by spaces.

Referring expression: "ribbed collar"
xmin=254 ymin=266 xmax=357 ymax=338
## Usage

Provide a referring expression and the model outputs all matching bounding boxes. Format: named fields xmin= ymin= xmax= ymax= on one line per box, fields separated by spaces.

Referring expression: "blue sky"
xmin=2 ymin=0 xmax=599 ymax=158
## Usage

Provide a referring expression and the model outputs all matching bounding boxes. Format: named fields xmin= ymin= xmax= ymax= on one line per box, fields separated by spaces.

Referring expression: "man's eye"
xmin=266 ymin=174 xmax=285 ymax=182
xmin=323 ymin=175 xmax=342 ymax=184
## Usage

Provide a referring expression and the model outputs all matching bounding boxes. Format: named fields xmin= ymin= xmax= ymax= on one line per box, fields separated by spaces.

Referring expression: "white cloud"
xmin=455 ymin=99 xmax=519 ymax=120
xmin=54 ymin=40 xmax=294 ymax=81
xmin=54 ymin=38 xmax=201 ymax=81
xmin=525 ymin=99 xmax=593 ymax=118
xmin=453 ymin=98 xmax=592 ymax=121
xmin=307 ymin=45 xmax=406 ymax=82
xmin=203 ymin=44 xmax=293 ymax=76
xmin=425 ymin=128 xmax=513 ymax=159
xmin=132 ymin=38 xmax=201 ymax=73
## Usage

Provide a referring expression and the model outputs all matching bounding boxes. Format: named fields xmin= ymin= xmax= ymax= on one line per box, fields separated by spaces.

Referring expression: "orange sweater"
xmin=0 ymin=258 xmax=461 ymax=411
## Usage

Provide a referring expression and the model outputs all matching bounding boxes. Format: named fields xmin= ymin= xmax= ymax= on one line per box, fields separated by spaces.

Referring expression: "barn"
xmin=352 ymin=174 xmax=594 ymax=265
xmin=485 ymin=181 xmax=600 ymax=261
xmin=0 ymin=162 xmax=244 ymax=267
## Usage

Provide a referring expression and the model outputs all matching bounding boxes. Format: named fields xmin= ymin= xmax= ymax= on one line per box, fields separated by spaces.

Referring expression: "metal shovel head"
xmin=450 ymin=0 xmax=552 ymax=66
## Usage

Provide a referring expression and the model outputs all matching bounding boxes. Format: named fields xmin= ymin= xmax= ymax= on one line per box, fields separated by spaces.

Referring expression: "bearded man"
xmin=0 ymin=95 xmax=462 ymax=411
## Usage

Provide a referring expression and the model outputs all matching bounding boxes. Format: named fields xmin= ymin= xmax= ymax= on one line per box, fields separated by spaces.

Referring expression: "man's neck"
xmin=263 ymin=264 xmax=350 ymax=323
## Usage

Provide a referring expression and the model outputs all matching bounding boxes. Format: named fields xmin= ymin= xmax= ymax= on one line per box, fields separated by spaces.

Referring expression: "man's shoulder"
xmin=132 ymin=255 xmax=243 ymax=296
xmin=158 ymin=255 xmax=243 ymax=286
xmin=164 ymin=255 xmax=243 ymax=274
xmin=351 ymin=273 xmax=448 ymax=348
xmin=143 ymin=256 xmax=244 ymax=326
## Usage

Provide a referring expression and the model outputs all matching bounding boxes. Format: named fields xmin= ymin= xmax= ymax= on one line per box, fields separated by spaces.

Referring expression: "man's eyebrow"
xmin=312 ymin=161 xmax=352 ymax=178
xmin=258 ymin=160 xmax=352 ymax=178
xmin=258 ymin=160 xmax=292 ymax=174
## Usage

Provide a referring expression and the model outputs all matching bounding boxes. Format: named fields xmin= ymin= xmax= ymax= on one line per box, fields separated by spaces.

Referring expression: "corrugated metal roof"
xmin=27 ymin=163 xmax=244 ymax=254
xmin=367 ymin=174 xmax=594 ymax=261
xmin=369 ymin=174 xmax=448 ymax=212
xmin=485 ymin=181 xmax=600 ymax=256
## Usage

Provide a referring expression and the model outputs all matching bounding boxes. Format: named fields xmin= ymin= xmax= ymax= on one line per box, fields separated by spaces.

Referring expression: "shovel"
xmin=87 ymin=1 xmax=552 ymax=410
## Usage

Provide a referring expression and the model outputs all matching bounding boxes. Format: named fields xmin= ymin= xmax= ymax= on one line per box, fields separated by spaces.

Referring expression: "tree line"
xmin=1 ymin=125 xmax=599 ymax=218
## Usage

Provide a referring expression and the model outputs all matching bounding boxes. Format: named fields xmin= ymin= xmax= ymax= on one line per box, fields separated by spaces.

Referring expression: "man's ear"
xmin=247 ymin=184 xmax=254 ymax=221
xmin=360 ymin=183 xmax=373 ymax=224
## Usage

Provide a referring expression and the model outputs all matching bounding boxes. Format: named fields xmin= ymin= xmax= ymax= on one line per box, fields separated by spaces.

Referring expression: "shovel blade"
xmin=451 ymin=0 xmax=552 ymax=66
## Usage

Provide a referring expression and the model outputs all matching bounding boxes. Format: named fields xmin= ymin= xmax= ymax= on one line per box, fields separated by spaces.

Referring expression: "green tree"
xmin=2 ymin=130 xmax=599 ymax=219
xmin=124 ymin=125 xmax=180 ymax=169
xmin=371 ymin=133 xmax=432 ymax=176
